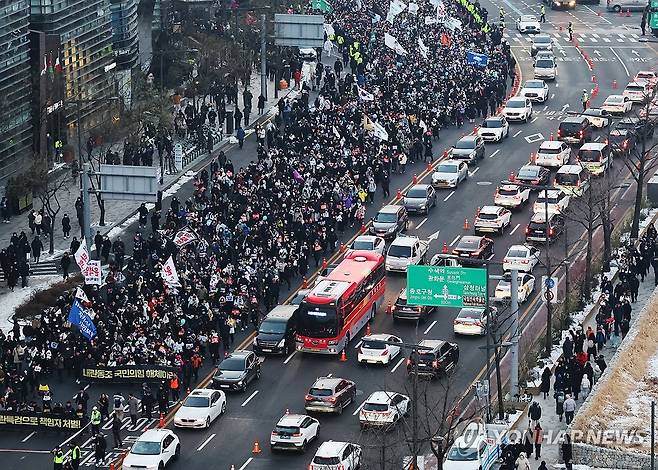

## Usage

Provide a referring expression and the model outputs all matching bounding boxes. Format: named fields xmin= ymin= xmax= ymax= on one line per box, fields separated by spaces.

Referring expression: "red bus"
xmin=296 ymin=251 xmax=386 ymax=354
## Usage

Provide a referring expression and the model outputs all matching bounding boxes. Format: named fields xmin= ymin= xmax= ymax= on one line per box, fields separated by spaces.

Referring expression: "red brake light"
xmin=525 ymin=226 xmax=530 ymax=234
xmin=432 ymin=360 xmax=440 ymax=368
xmin=549 ymin=227 xmax=555 ymax=236
xmin=271 ymin=431 xmax=278 ymax=436
xmin=406 ymin=358 xmax=412 ymax=366
xmin=623 ymin=140 xmax=628 ymax=149
xmin=305 ymin=394 xmax=313 ymax=401
xmin=293 ymin=432 xmax=302 ymax=437
xmin=381 ymin=349 xmax=389 ymax=356
xmin=576 ymin=180 xmax=581 ymax=187
xmin=326 ymin=396 xmax=337 ymax=403
xmin=557 ymin=129 xmax=562 ymax=136
xmin=579 ymin=130 xmax=584 ymax=137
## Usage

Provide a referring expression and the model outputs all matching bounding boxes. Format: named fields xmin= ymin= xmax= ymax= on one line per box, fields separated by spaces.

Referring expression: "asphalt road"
xmin=2 ymin=3 xmax=656 ymax=469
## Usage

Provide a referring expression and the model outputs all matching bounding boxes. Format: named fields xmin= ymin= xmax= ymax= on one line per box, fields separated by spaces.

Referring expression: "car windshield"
xmin=507 ymin=100 xmax=526 ymax=108
xmin=131 ymin=441 xmax=161 ymax=455
xmin=290 ymin=291 xmax=308 ymax=305
xmin=606 ymin=96 xmax=622 ymax=104
xmin=363 ymin=402 xmax=389 ymax=412
xmin=579 ymin=150 xmax=602 ymax=162
xmin=298 ymin=304 xmax=338 ymax=338
xmin=617 ymin=120 xmax=637 ymax=130
xmin=539 ymin=146 xmax=561 ymax=154
xmin=525 ymin=81 xmax=544 ymax=88
xmin=220 ymin=357 xmax=246 ymax=371
xmin=362 ymin=339 xmax=387 ymax=350
xmin=484 ymin=118 xmax=503 ymax=128
xmin=626 ymin=85 xmax=644 ymax=92
xmin=534 ymin=36 xmax=550 ymax=43
xmin=274 ymin=425 xmax=300 ymax=435
xmin=529 ymin=221 xmax=547 ymax=231
xmin=352 ymin=240 xmax=374 ymax=250
xmin=388 ymin=245 xmax=411 ymax=257
xmin=507 ymin=248 xmax=529 ymax=258
xmin=537 ymin=194 xmax=559 ymax=204
xmin=585 ymin=109 xmax=602 ymax=116
xmin=478 ymin=212 xmax=499 ymax=220
xmin=407 ymin=188 xmax=428 ymax=198
xmin=556 ymin=173 xmax=579 ymax=185
xmin=455 ymin=140 xmax=475 ymax=149
xmin=518 ymin=168 xmax=539 ymax=179
xmin=457 ymin=239 xmax=480 ymax=250
xmin=536 ymin=59 xmax=554 ymax=68
xmin=559 ymin=122 xmax=583 ymax=133
xmin=183 ymin=396 xmax=209 ymax=408
xmin=498 ymin=187 xmax=518 ymax=196
xmin=314 ymin=457 xmax=341 ymax=465
xmin=447 ymin=446 xmax=479 ymax=461
xmin=309 ymin=388 xmax=333 ymax=397
xmin=259 ymin=320 xmax=287 ymax=334
xmin=375 ymin=212 xmax=397 ymax=223
xmin=457 ymin=309 xmax=482 ymax=319
xmin=437 ymin=163 xmax=458 ymax=173
xmin=521 ymin=15 xmax=536 ymax=21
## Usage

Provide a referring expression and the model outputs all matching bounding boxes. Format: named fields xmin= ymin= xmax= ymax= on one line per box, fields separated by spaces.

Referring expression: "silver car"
xmin=403 ymin=184 xmax=437 ymax=214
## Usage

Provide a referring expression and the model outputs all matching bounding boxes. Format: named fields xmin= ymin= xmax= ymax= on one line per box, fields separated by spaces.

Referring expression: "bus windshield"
xmin=297 ymin=304 xmax=339 ymax=338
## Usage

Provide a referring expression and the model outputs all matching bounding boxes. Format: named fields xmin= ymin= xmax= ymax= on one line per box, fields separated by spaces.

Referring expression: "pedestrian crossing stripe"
xmin=505 ymin=31 xmax=640 ymax=44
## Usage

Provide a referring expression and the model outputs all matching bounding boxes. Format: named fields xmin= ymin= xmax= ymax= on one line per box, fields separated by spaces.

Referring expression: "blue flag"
xmin=68 ymin=299 xmax=97 ymax=341
xmin=466 ymin=51 xmax=489 ymax=67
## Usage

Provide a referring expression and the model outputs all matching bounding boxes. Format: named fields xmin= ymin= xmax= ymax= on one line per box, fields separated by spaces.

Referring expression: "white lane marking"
xmin=391 ymin=357 xmax=405 ymax=373
xmin=449 ymin=235 xmax=461 ymax=246
xmin=353 ymin=399 xmax=367 ymax=416
xmin=284 ymin=351 xmax=296 ymax=364
xmin=542 ymin=105 xmax=548 ymax=111
xmin=531 ymin=117 xmax=538 ymax=123
xmin=326 ymin=373 xmax=332 ymax=377
xmin=443 ymin=191 xmax=455 ymax=202
xmin=241 ymin=390 xmax=259 ymax=407
xmin=423 ymin=320 xmax=438 ymax=335
xmin=603 ymin=37 xmax=610 ymax=43
xmin=238 ymin=458 xmax=254 ymax=470
xmin=417 ymin=217 xmax=428 ymax=229
xmin=21 ymin=432 xmax=36 ymax=443
xmin=510 ymin=223 xmax=521 ymax=235
xmin=354 ymin=341 xmax=362 ymax=349
xmin=595 ymin=135 xmax=601 ymax=142
xmin=609 ymin=47 xmax=630 ymax=77
xmin=550 ymin=94 xmax=555 ymax=99
xmin=469 ymin=167 xmax=480 ymax=177
xmin=513 ymin=130 xmax=523 ymax=137
xmin=489 ymin=149 xmax=500 ymax=158
xmin=197 ymin=433 xmax=216 ymax=451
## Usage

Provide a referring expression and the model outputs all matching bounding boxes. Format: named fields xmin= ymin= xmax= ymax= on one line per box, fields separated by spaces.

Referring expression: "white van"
xmin=577 ymin=142 xmax=611 ymax=177
xmin=555 ymin=164 xmax=590 ymax=197
xmin=535 ymin=141 xmax=570 ymax=167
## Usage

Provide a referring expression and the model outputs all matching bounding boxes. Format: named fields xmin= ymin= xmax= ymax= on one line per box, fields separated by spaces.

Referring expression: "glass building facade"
xmin=110 ymin=0 xmax=138 ymax=70
xmin=0 ymin=0 xmax=33 ymax=182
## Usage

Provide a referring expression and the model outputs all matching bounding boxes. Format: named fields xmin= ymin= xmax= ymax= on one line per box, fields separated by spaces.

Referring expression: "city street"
xmin=0 ymin=1 xmax=656 ymax=469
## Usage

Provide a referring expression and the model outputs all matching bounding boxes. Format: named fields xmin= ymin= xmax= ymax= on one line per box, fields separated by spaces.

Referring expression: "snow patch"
xmin=0 ymin=275 xmax=63 ymax=333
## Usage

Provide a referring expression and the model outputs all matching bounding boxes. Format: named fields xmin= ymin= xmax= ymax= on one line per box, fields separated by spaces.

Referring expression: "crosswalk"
xmin=506 ymin=31 xmax=642 ymax=45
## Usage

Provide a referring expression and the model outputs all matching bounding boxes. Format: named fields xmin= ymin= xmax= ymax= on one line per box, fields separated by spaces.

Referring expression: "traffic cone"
xmin=122 ymin=450 xmax=127 ymax=462
xmin=463 ymin=218 xmax=470 ymax=230
xmin=626 ymin=9 xmax=631 ymax=16
xmin=302 ymin=277 xmax=308 ymax=289
xmin=339 ymin=349 xmax=348 ymax=362
xmin=509 ymin=171 xmax=516 ymax=182
xmin=592 ymin=75 xmax=597 ymax=83
xmin=473 ymin=126 xmax=479 ymax=134
xmin=443 ymin=150 xmax=448 ymax=158
xmin=412 ymin=174 xmax=418 ymax=184
xmin=339 ymin=242 xmax=345 ymax=254
xmin=426 ymin=162 xmax=433 ymax=171
xmin=231 ymin=466 xmax=236 ymax=470
xmin=612 ymin=80 xmax=617 ymax=89
xmin=321 ymin=258 xmax=328 ymax=270
xmin=396 ymin=188 xmax=402 ymax=199
xmin=597 ymin=9 xmax=602 ymax=15
xmin=442 ymin=242 xmax=448 ymax=254
xmin=386 ymin=302 xmax=392 ymax=315
xmin=366 ymin=322 xmax=371 ymax=336
xmin=360 ymin=223 xmax=366 ymax=234
xmin=252 ymin=441 xmax=262 ymax=454
xmin=285 ymin=408 xmax=290 ymax=414
xmin=110 ymin=462 xmax=115 ymax=470
xmin=158 ymin=413 xmax=164 ymax=428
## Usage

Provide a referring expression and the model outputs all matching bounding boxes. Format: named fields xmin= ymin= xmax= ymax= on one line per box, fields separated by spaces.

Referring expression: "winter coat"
xmin=540 ymin=367 xmax=551 ymax=394
xmin=127 ymin=397 xmax=139 ymax=416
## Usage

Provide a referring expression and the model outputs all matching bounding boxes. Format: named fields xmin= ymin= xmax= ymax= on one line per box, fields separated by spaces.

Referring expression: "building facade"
xmin=110 ymin=0 xmax=138 ymax=70
xmin=0 ymin=0 xmax=33 ymax=183
xmin=30 ymin=0 xmax=116 ymax=127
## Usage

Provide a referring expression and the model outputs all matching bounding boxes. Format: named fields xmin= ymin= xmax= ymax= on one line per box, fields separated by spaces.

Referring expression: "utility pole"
xmin=260 ymin=14 xmax=268 ymax=101
xmin=652 ymin=400 xmax=656 ymax=470
xmin=411 ymin=350 xmax=419 ymax=470
xmin=543 ymin=189 xmax=552 ymax=358
xmin=81 ymin=163 xmax=93 ymax=254
xmin=484 ymin=262 xmax=492 ymax=422
xmin=510 ymin=268 xmax=520 ymax=399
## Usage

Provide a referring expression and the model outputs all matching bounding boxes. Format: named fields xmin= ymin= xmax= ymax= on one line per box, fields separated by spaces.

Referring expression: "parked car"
xmin=452 ymin=236 xmax=494 ymax=264
xmin=310 ymin=442 xmax=361 ymax=470
xmin=358 ymin=334 xmax=403 ymax=365
xmin=453 ymin=307 xmax=495 ymax=336
xmin=520 ymin=79 xmax=549 ymax=102
xmin=122 ymin=429 xmax=180 ymax=470
xmin=514 ymin=164 xmax=551 ymax=188
xmin=601 ymin=94 xmax=633 ymax=115
xmin=494 ymin=272 xmax=536 ymax=303
xmin=385 ymin=235 xmax=429 ymax=272
xmin=359 ymin=391 xmax=410 ymax=428
xmin=173 ymin=389 xmax=226 ymax=429
xmin=582 ymin=108 xmax=610 ymax=128
xmin=516 ymin=15 xmax=541 ymax=33
xmin=535 ymin=140 xmax=570 ymax=168
xmin=502 ymin=245 xmax=540 ymax=273
xmin=348 ymin=235 xmax=386 ymax=256
xmin=494 ymin=183 xmax=531 ymax=210
xmin=503 ymin=97 xmax=533 ymax=122
xmin=473 ymin=205 xmax=512 ymax=235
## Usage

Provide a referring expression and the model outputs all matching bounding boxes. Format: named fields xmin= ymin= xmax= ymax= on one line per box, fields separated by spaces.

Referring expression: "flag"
xmin=173 ymin=227 xmax=198 ymax=247
xmin=82 ymin=260 xmax=102 ymax=285
xmin=47 ymin=53 xmax=54 ymax=79
xmin=372 ymin=13 xmax=381 ymax=23
xmin=68 ymin=299 xmax=97 ymax=341
xmin=55 ymin=54 xmax=62 ymax=73
xmin=384 ymin=33 xmax=408 ymax=55
xmin=444 ymin=17 xmax=463 ymax=31
xmin=357 ymin=86 xmax=374 ymax=101
xmin=425 ymin=16 xmax=439 ymax=24
xmin=324 ymin=23 xmax=335 ymax=37
xmin=418 ymin=37 xmax=429 ymax=59
xmin=372 ymin=121 xmax=389 ymax=141
xmin=433 ymin=0 xmax=447 ymax=17
xmin=420 ymin=120 xmax=428 ymax=133
xmin=74 ymin=239 xmax=90 ymax=271
xmin=161 ymin=256 xmax=181 ymax=288
xmin=408 ymin=2 xmax=419 ymax=14
xmin=386 ymin=0 xmax=407 ymax=23
xmin=40 ymin=55 xmax=47 ymax=76
xmin=333 ymin=126 xmax=341 ymax=138
xmin=74 ymin=287 xmax=90 ymax=304
xmin=312 ymin=0 xmax=333 ymax=12
xmin=362 ymin=114 xmax=374 ymax=131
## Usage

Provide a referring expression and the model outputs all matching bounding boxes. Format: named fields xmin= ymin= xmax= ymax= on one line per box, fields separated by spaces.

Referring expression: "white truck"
xmin=385 ymin=235 xmax=429 ymax=273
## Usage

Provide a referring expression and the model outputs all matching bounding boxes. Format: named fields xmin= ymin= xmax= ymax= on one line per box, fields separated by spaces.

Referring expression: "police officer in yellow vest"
xmin=336 ymin=34 xmax=345 ymax=51
xmin=90 ymin=405 xmax=102 ymax=436
xmin=70 ymin=441 xmax=81 ymax=470
xmin=52 ymin=447 xmax=64 ymax=470
xmin=581 ymin=88 xmax=589 ymax=111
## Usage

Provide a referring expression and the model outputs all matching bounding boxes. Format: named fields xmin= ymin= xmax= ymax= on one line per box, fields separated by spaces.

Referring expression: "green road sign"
xmin=407 ymin=265 xmax=487 ymax=308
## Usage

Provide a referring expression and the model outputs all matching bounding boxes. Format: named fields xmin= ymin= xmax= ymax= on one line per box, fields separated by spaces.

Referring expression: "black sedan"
xmin=515 ymin=164 xmax=551 ymax=189
xmin=212 ymin=351 xmax=261 ymax=392
xmin=452 ymin=236 xmax=494 ymax=264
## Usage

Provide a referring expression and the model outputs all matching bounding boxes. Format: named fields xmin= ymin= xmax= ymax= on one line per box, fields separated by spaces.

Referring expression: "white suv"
xmin=535 ymin=141 xmax=570 ymax=168
xmin=270 ymin=414 xmax=320 ymax=453
xmin=123 ymin=429 xmax=180 ymax=470
xmin=503 ymin=97 xmax=533 ymax=122
xmin=310 ymin=441 xmax=362 ymax=470
xmin=359 ymin=391 xmax=410 ymax=428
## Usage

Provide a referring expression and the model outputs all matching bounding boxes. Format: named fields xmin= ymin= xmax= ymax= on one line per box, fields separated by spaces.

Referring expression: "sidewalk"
xmin=0 ymin=68 xmax=281 ymax=272
xmin=503 ymin=217 xmax=658 ymax=469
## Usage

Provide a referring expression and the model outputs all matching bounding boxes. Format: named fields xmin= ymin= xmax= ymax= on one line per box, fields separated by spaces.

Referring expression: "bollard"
xmin=321 ymin=258 xmax=328 ymax=271
xmin=396 ymin=188 xmax=402 ymax=199
xmin=302 ymin=277 xmax=308 ymax=289
xmin=442 ymin=242 xmax=448 ymax=254
xmin=592 ymin=75 xmax=597 ymax=83
xmin=360 ymin=223 xmax=366 ymax=234
xmin=339 ymin=242 xmax=345 ymax=254
xmin=412 ymin=174 xmax=418 ymax=184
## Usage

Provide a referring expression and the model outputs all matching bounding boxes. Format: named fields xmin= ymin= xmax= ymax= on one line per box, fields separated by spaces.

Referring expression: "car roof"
xmin=366 ymin=391 xmax=401 ymax=404
xmin=363 ymin=333 xmax=394 ymax=342
xmin=530 ymin=211 xmax=557 ymax=222
xmin=561 ymin=116 xmax=587 ymax=124
xmin=188 ymin=388 xmax=215 ymax=398
xmin=499 ymin=183 xmax=521 ymax=191
xmin=557 ymin=164 xmax=584 ymax=173
xmin=520 ymin=14 xmax=537 ymax=20
xmin=264 ymin=305 xmax=297 ymax=321
xmin=408 ymin=184 xmax=431 ymax=191
xmin=458 ymin=307 xmax=486 ymax=316
xmin=316 ymin=441 xmax=350 ymax=457
xmin=440 ymin=159 xmax=463 ymax=166
xmin=579 ymin=142 xmax=606 ymax=150
xmin=458 ymin=135 xmax=477 ymax=143
xmin=520 ymin=164 xmax=542 ymax=171
xmin=312 ymin=376 xmax=343 ymax=389
xmin=539 ymin=140 xmax=563 ymax=149
xmin=139 ymin=429 xmax=173 ymax=443
xmin=460 ymin=235 xmax=484 ymax=243
xmin=391 ymin=235 xmax=419 ymax=247
xmin=626 ymin=81 xmax=645 ymax=87
xmin=479 ymin=205 xmax=504 ymax=214
xmin=418 ymin=339 xmax=446 ymax=349
xmin=524 ymin=79 xmax=545 ymax=85
xmin=533 ymin=34 xmax=551 ymax=40
xmin=378 ymin=205 xmax=401 ymax=214
xmin=538 ymin=189 xmax=562 ymax=197
xmin=226 ymin=350 xmax=252 ymax=360
xmin=507 ymin=244 xmax=530 ymax=252
xmin=605 ymin=94 xmax=624 ymax=100
xmin=354 ymin=235 xmax=378 ymax=243
xmin=508 ymin=96 xmax=527 ymax=102
xmin=277 ymin=414 xmax=311 ymax=426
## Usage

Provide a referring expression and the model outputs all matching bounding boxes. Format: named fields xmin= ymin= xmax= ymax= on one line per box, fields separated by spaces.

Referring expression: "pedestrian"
xmin=93 ymin=433 xmax=107 ymax=468
xmin=113 ymin=392 xmax=124 ymax=420
xmin=554 ymin=389 xmax=565 ymax=421
xmin=52 ymin=447 xmax=65 ymax=470
xmin=564 ymin=394 xmax=577 ymax=424
xmin=540 ymin=4 xmax=546 ymax=22
xmin=538 ymin=461 xmax=548 ymax=470
xmin=533 ymin=423 xmax=543 ymax=460
xmin=562 ymin=434 xmax=573 ymax=470
xmin=515 ymin=451 xmax=531 ymax=470
xmin=90 ymin=405 xmax=102 ymax=436
xmin=69 ymin=441 xmax=81 ymax=470
xmin=141 ymin=383 xmax=153 ymax=418
xmin=157 ymin=383 xmax=168 ymax=415
xmin=237 ymin=126 xmax=245 ymax=149
xmin=568 ymin=21 xmax=573 ymax=41
xmin=111 ymin=415 xmax=123 ymax=448
xmin=0 ymin=196 xmax=10 ymax=223
xmin=31 ymin=236 xmax=43 ymax=263
xmin=61 ymin=251 xmax=71 ymax=279
xmin=257 ymin=94 xmax=266 ymax=114
xmin=528 ymin=401 xmax=542 ymax=427
xmin=581 ymin=88 xmax=589 ymax=111
xmin=580 ymin=373 xmax=591 ymax=399
xmin=540 ymin=366 xmax=551 ymax=399
xmin=641 ymin=6 xmax=648 ymax=36
xmin=62 ymin=214 xmax=71 ymax=238
xmin=522 ymin=424 xmax=533 ymax=457
xmin=98 ymin=393 xmax=110 ymax=421
xmin=128 ymin=392 xmax=139 ymax=427
xmin=170 ymin=374 xmax=180 ymax=402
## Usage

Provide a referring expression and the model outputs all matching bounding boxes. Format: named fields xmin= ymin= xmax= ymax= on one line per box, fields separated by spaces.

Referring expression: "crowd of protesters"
xmin=0 ymin=0 xmax=516 ymax=415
